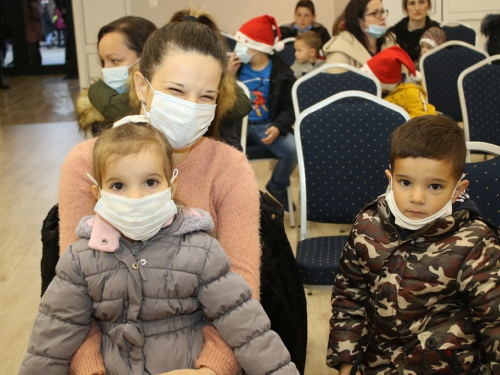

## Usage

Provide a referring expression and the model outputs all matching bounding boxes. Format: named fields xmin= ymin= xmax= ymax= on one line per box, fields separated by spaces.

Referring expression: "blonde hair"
xmin=92 ymin=123 xmax=174 ymax=187
xmin=295 ymin=31 xmax=322 ymax=52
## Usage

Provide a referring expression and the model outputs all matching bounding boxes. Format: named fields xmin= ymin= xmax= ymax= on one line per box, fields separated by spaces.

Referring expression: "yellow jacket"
xmin=384 ymin=82 xmax=436 ymax=118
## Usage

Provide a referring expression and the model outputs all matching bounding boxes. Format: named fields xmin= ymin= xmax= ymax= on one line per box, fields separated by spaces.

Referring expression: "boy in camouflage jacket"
xmin=327 ymin=115 xmax=500 ymax=374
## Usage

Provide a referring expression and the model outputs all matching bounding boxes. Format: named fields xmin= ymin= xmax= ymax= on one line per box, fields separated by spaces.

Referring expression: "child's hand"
xmin=228 ymin=52 xmax=241 ymax=76
xmin=156 ymin=368 xmax=216 ymax=375
xmin=261 ymin=125 xmax=280 ymax=145
xmin=339 ymin=363 xmax=360 ymax=375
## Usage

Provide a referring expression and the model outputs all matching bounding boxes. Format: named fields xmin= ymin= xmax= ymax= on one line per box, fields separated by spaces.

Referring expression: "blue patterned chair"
xmin=221 ymin=31 xmax=237 ymax=52
xmin=442 ymin=21 xmax=477 ymax=46
xmin=237 ymin=81 xmax=295 ymax=227
xmin=459 ymin=56 xmax=500 ymax=146
xmin=276 ymin=37 xmax=297 ymax=66
xmin=292 ymin=63 xmax=381 ymax=119
xmin=420 ymin=41 xmax=488 ymax=121
xmin=294 ymin=91 xmax=410 ymax=288
xmin=465 ymin=141 xmax=500 ymax=226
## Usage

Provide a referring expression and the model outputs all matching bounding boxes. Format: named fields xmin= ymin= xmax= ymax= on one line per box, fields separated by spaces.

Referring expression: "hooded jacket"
xmin=327 ymin=196 xmax=500 ymax=374
xmin=384 ymin=82 xmax=437 ymax=118
xmin=21 ymin=209 xmax=298 ymax=375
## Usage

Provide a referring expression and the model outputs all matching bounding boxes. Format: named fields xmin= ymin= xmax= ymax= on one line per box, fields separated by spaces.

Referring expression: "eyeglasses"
xmin=364 ymin=9 xmax=389 ymax=19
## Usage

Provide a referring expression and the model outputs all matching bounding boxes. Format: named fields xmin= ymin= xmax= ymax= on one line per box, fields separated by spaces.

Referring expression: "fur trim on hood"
xmin=75 ymin=64 xmax=141 ymax=135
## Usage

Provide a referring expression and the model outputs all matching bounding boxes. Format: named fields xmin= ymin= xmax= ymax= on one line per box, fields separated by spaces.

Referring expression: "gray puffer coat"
xmin=20 ymin=209 xmax=298 ymax=375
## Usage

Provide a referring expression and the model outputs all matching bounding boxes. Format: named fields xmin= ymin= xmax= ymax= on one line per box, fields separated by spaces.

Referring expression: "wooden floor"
xmin=0 ymin=75 xmax=338 ymax=375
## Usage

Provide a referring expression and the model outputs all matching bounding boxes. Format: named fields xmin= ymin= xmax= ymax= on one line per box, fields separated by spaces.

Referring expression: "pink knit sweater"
xmin=58 ymin=137 xmax=261 ymax=375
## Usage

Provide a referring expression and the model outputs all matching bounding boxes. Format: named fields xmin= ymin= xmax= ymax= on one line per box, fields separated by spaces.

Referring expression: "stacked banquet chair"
xmin=294 ymin=91 xmax=410 ymax=291
xmin=292 ymin=63 xmax=381 ymax=119
xmin=465 ymin=142 xmax=500 ymax=226
xmin=441 ymin=21 xmax=477 ymax=46
xmin=459 ymin=55 xmax=500 ymax=147
xmin=420 ymin=40 xmax=488 ymax=121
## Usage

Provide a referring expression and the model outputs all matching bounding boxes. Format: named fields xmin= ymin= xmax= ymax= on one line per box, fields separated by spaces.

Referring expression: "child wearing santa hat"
xmin=229 ymin=15 xmax=297 ymax=212
xmin=361 ymin=45 xmax=437 ymax=118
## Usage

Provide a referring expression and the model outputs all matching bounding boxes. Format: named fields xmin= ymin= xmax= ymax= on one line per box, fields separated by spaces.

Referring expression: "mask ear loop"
xmin=86 ymin=173 xmax=100 ymax=189
xmin=171 ymin=169 xmax=179 ymax=184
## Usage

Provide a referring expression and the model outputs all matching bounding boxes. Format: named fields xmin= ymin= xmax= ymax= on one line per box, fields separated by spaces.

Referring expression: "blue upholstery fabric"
xmin=295 ymin=95 xmax=407 ymax=286
xmin=442 ymin=25 xmax=476 ymax=46
xmin=296 ymin=236 xmax=346 ymax=285
xmin=296 ymin=71 xmax=378 ymax=114
xmin=224 ymin=35 xmax=236 ymax=52
xmin=465 ymin=156 xmax=500 ymax=226
xmin=277 ymin=42 xmax=296 ymax=67
xmin=462 ymin=64 xmax=500 ymax=144
xmin=423 ymin=45 xmax=486 ymax=121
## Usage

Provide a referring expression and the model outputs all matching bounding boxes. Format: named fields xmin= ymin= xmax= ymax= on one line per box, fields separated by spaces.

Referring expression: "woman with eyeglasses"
xmin=389 ymin=0 xmax=441 ymax=64
xmin=323 ymin=0 xmax=395 ymax=70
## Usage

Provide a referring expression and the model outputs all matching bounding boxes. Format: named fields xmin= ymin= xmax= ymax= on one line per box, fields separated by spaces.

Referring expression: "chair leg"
xmin=287 ymin=186 xmax=295 ymax=228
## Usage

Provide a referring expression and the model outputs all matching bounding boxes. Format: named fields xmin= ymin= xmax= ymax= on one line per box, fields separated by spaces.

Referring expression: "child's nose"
xmin=126 ymin=187 xmax=144 ymax=200
xmin=410 ymin=188 xmax=425 ymax=203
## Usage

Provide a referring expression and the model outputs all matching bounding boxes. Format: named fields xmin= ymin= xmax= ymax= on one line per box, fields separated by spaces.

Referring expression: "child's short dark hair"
xmin=390 ymin=115 xmax=466 ymax=180
xmin=295 ymin=31 xmax=322 ymax=52
xmin=295 ymin=0 xmax=316 ymax=15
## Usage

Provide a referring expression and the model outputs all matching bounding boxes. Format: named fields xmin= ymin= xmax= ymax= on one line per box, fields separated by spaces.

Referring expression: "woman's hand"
xmin=339 ymin=363 xmax=360 ymax=375
xmin=227 ymin=52 xmax=241 ymax=76
xmin=157 ymin=367 xmax=216 ymax=375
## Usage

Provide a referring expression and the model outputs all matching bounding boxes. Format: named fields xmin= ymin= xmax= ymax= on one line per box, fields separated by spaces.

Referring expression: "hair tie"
xmin=184 ymin=15 xmax=199 ymax=22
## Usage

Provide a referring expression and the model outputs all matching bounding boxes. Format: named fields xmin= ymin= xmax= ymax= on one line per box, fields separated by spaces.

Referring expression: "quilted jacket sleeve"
xmin=327 ymin=215 xmax=369 ymax=370
xmin=197 ymin=238 xmax=299 ymax=375
xmin=458 ymin=229 xmax=500 ymax=373
xmin=19 ymin=245 xmax=93 ymax=375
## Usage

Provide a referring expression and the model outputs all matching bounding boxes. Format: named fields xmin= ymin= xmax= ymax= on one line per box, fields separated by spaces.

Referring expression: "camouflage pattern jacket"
xmin=327 ymin=196 xmax=500 ymax=374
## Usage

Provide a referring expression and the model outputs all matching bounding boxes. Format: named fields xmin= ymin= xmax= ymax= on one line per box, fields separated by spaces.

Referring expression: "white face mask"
xmin=87 ymin=170 xmax=178 ymax=242
xmin=385 ymin=176 xmax=463 ymax=231
xmin=142 ymin=79 xmax=217 ymax=150
xmin=234 ymin=43 xmax=256 ymax=64
xmin=102 ymin=59 xmax=140 ymax=94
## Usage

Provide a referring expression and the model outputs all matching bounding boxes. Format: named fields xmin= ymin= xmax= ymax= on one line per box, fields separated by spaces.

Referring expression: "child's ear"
xmin=91 ymin=184 xmax=100 ymax=200
xmin=385 ymin=169 xmax=392 ymax=183
xmin=134 ymin=71 xmax=149 ymax=106
xmin=452 ymin=179 xmax=469 ymax=203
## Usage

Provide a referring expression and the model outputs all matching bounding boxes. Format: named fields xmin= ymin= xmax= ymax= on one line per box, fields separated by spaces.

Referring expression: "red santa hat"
xmin=361 ymin=46 xmax=420 ymax=89
xmin=235 ymin=15 xmax=284 ymax=55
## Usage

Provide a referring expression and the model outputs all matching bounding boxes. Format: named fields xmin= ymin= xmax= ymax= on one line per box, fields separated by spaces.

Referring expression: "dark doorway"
xmin=1 ymin=0 xmax=78 ymax=77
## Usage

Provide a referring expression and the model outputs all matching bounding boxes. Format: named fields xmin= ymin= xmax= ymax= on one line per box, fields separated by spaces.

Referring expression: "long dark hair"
xmin=343 ymin=0 xmax=393 ymax=53
xmin=97 ymin=16 xmax=157 ymax=58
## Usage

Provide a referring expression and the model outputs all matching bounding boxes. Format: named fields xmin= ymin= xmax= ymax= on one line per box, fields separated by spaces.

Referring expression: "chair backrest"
xmin=292 ymin=63 xmax=381 ymax=119
xmin=236 ymin=80 xmax=250 ymax=155
xmin=221 ymin=31 xmax=237 ymax=52
xmin=459 ymin=55 xmax=500 ymax=144
xmin=441 ymin=21 xmax=477 ymax=46
xmin=275 ymin=37 xmax=296 ymax=66
xmin=465 ymin=141 xmax=500 ymax=226
xmin=420 ymin=41 xmax=488 ymax=121
xmin=295 ymin=91 xmax=410 ymax=238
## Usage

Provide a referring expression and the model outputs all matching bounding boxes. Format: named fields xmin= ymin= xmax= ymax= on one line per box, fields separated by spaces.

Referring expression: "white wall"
xmin=72 ymin=0 xmax=498 ymax=89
